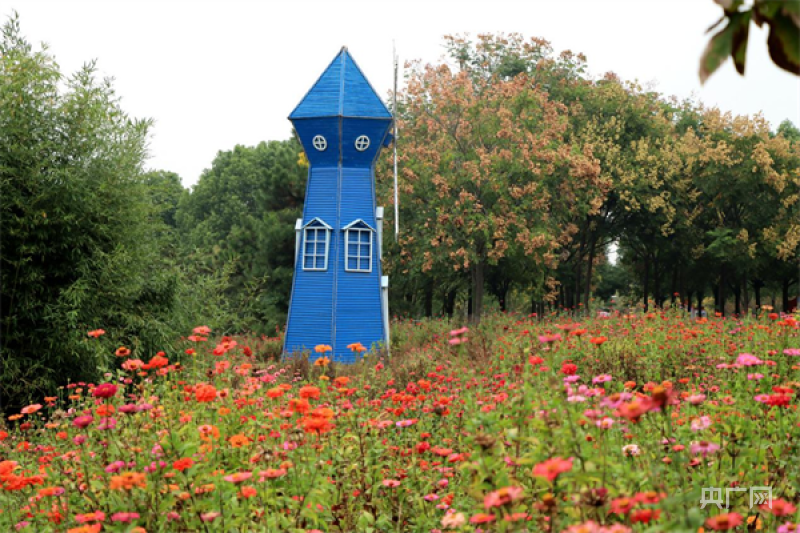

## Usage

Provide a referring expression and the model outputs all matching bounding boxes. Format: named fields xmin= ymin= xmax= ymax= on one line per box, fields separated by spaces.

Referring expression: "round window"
xmin=312 ymin=135 xmax=327 ymax=151
xmin=354 ymin=135 xmax=370 ymax=152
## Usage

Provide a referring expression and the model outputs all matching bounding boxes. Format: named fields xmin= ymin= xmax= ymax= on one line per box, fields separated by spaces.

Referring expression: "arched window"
xmin=343 ymin=220 xmax=374 ymax=272
xmin=302 ymin=218 xmax=331 ymax=271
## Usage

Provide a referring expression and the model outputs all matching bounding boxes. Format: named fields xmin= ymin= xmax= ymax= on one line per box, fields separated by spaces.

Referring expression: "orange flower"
xmin=198 ymin=424 xmax=220 ymax=441
xmin=347 ymin=342 xmax=367 ymax=353
xmin=109 ymin=472 xmax=147 ymax=491
xmin=87 ymin=329 xmax=105 ymax=338
xmin=314 ymin=344 xmax=333 ymax=353
xmin=267 ymin=387 xmax=284 ymax=399
xmin=239 ymin=486 xmax=257 ymax=498
xmin=115 ymin=346 xmax=131 ymax=357
xmin=289 ymin=398 xmax=311 ymax=414
xmin=229 ymin=434 xmax=251 ymax=448
xmin=333 ymin=376 xmax=350 ymax=388
xmin=590 ymin=336 xmax=608 ymax=346
xmin=314 ymin=356 xmax=331 ymax=367
xmin=68 ymin=525 xmax=102 ymax=533
xmin=299 ymin=385 xmax=320 ymax=399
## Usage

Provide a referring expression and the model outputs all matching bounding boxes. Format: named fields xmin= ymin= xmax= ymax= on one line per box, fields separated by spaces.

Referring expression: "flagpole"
xmin=393 ymin=42 xmax=399 ymax=241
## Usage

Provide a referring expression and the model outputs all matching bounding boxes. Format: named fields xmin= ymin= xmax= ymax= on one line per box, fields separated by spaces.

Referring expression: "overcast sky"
xmin=5 ymin=0 xmax=800 ymax=188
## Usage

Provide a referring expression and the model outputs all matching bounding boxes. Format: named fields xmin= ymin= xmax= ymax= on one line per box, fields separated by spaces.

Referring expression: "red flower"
xmin=469 ymin=513 xmax=496 ymax=524
xmin=561 ymin=363 xmax=578 ymax=375
xmin=87 ymin=329 xmax=106 ymax=338
xmin=761 ymin=498 xmax=797 ymax=516
xmin=590 ymin=336 xmax=608 ymax=346
xmin=705 ymin=513 xmax=743 ymax=530
xmin=172 ymin=458 xmax=194 ymax=472
xmin=609 ymin=496 xmax=636 ymax=515
xmin=92 ymin=383 xmax=118 ymax=399
xmin=115 ymin=346 xmax=131 ymax=357
xmin=630 ymin=509 xmax=660 ymax=523
xmin=195 ymin=384 xmax=217 ymax=403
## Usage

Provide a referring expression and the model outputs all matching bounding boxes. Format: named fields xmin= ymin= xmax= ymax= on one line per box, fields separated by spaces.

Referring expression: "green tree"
xmin=0 ymin=16 xmax=180 ymax=409
xmin=176 ymin=139 xmax=307 ymax=334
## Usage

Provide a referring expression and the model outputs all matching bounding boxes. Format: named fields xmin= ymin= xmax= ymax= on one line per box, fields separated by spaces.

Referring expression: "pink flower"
xmin=111 ymin=512 xmax=140 ymax=523
xmin=538 ymin=333 xmax=562 ymax=344
xmin=690 ymin=416 xmax=712 ymax=432
xmin=200 ymin=512 xmax=220 ymax=522
xmin=592 ymin=374 xmax=612 ymax=384
xmin=92 ymin=383 xmax=118 ymax=399
xmin=382 ymin=479 xmax=401 ymax=488
xmin=449 ymin=327 xmax=469 ymax=337
xmin=73 ymin=415 xmax=94 ymax=429
xmin=686 ymin=394 xmax=706 ymax=405
xmin=484 ymin=486 xmax=524 ymax=509
xmin=784 ymin=348 xmax=800 ymax=356
xmin=747 ymin=373 xmax=764 ymax=380
xmin=441 ymin=511 xmax=467 ymax=528
xmin=532 ymin=457 xmax=573 ymax=482
xmin=736 ymin=353 xmax=763 ymax=366
xmin=224 ymin=471 xmax=253 ymax=484
xmin=690 ymin=441 xmax=720 ymax=456
xmin=424 ymin=493 xmax=440 ymax=501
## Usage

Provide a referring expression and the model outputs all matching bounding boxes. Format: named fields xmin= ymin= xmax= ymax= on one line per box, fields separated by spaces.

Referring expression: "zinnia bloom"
xmin=484 ymin=486 xmax=524 ymax=509
xmin=92 ymin=383 xmax=118 ymax=399
xmin=705 ymin=513 xmax=743 ymax=530
xmin=532 ymin=457 xmax=573 ymax=482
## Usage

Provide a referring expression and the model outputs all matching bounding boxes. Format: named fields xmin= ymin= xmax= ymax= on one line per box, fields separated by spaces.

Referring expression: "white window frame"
xmin=312 ymin=135 xmax=327 ymax=151
xmin=302 ymin=218 xmax=331 ymax=271
xmin=354 ymin=135 xmax=370 ymax=152
xmin=343 ymin=220 xmax=374 ymax=273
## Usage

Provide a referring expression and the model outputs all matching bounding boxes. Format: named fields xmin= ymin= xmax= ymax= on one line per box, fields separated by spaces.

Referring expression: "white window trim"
xmin=302 ymin=218 xmax=331 ymax=271
xmin=354 ymin=135 xmax=370 ymax=152
xmin=343 ymin=220 xmax=374 ymax=273
xmin=312 ymin=135 xmax=327 ymax=151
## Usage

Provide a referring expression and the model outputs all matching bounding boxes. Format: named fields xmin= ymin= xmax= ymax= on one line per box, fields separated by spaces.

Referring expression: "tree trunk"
xmin=575 ymin=232 xmax=586 ymax=311
xmin=783 ymin=277 xmax=791 ymax=313
xmin=424 ymin=281 xmax=434 ymax=317
xmin=583 ymin=234 xmax=597 ymax=312
xmin=670 ymin=264 xmax=678 ymax=306
xmin=734 ymin=282 xmax=741 ymax=316
xmin=642 ymin=254 xmax=650 ymax=312
xmin=697 ymin=286 xmax=704 ymax=316
xmin=653 ymin=256 xmax=662 ymax=308
xmin=444 ymin=289 xmax=457 ymax=317
xmin=741 ymin=275 xmax=749 ymax=315
xmin=753 ymin=280 xmax=762 ymax=310
xmin=718 ymin=266 xmax=727 ymax=317
xmin=470 ymin=261 xmax=485 ymax=324
xmin=686 ymin=290 xmax=693 ymax=313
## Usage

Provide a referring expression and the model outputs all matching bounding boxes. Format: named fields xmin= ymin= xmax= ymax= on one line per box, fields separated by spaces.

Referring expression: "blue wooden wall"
xmin=283 ymin=48 xmax=392 ymax=363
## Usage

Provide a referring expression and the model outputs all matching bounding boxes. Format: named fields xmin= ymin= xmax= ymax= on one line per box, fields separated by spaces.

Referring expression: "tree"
xmin=176 ymin=139 xmax=307 ymax=334
xmin=390 ymin=35 xmax=600 ymax=323
xmin=0 ymin=16 xmax=179 ymax=409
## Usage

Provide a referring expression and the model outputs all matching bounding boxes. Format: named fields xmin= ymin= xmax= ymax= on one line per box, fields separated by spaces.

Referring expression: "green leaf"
xmin=767 ymin=11 xmax=800 ymax=74
xmin=700 ymin=21 xmax=736 ymax=83
xmin=731 ymin=11 xmax=752 ymax=74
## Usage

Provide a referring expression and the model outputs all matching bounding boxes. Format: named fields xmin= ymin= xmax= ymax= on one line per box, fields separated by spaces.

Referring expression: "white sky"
xmin=5 ymin=0 xmax=800 ymax=188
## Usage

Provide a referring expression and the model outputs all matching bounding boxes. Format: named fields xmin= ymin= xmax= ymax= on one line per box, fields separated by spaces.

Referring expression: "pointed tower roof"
xmin=289 ymin=47 xmax=392 ymax=120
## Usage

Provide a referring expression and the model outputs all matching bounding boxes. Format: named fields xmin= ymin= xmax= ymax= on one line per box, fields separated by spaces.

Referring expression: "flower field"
xmin=1 ymin=311 xmax=799 ymax=533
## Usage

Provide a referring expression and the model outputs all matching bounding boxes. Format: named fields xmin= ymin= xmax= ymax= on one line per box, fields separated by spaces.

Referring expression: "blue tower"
xmin=284 ymin=47 xmax=391 ymax=363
